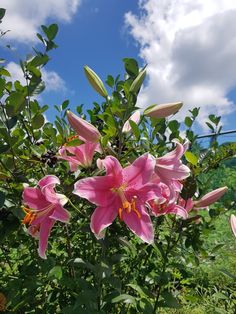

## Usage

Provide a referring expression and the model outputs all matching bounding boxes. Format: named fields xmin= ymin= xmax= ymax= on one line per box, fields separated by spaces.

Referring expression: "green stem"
xmin=67 ymin=198 xmax=86 ymax=217
xmin=65 ymin=224 xmax=75 ymax=278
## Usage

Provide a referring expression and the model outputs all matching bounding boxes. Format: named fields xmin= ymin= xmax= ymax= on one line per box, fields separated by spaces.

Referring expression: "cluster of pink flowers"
xmin=21 ymin=111 xmax=229 ymax=258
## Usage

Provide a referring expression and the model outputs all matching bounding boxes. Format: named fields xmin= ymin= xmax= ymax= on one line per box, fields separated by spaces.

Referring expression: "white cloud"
xmin=0 ymin=0 xmax=81 ymax=43
xmin=125 ymin=0 xmax=236 ymax=128
xmin=6 ymin=61 xmax=66 ymax=93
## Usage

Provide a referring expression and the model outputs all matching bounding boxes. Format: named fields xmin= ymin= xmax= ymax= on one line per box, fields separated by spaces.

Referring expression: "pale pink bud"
xmin=230 ymin=215 xmax=236 ymax=237
xmin=144 ymin=102 xmax=183 ymax=118
xmin=67 ymin=111 xmax=101 ymax=143
xmin=194 ymin=186 xmax=228 ymax=208
xmin=122 ymin=110 xmax=141 ymax=133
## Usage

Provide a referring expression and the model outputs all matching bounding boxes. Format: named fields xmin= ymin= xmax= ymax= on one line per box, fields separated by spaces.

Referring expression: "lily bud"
xmin=129 ymin=68 xmax=146 ymax=94
xmin=122 ymin=110 xmax=141 ymax=133
xmin=84 ymin=65 xmax=108 ymax=98
xmin=144 ymin=102 xmax=183 ymax=118
xmin=230 ymin=215 xmax=236 ymax=237
xmin=67 ymin=111 xmax=101 ymax=143
xmin=194 ymin=186 xmax=228 ymax=208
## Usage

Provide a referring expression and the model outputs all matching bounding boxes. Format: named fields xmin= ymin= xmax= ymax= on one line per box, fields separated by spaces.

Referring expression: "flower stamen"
xmin=21 ymin=204 xmax=54 ymax=225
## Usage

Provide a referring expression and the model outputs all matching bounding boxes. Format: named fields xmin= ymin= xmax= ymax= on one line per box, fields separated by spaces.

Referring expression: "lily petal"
xmin=122 ymin=203 xmax=154 ymax=244
xmin=23 ymin=187 xmax=49 ymax=210
xmin=38 ymin=175 xmax=60 ymax=189
xmin=38 ymin=218 xmax=55 ymax=259
xmin=90 ymin=204 xmax=118 ymax=236
xmin=73 ymin=175 xmax=117 ymax=206
xmin=50 ymin=205 xmax=71 ymax=223
xmin=123 ymin=153 xmax=156 ymax=188
xmin=97 ymin=155 xmax=123 ymax=180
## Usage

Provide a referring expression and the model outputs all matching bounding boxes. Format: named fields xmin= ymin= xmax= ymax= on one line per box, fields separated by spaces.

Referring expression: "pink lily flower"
xmin=230 ymin=214 xmax=236 ymax=237
xmin=122 ymin=110 xmax=141 ymax=133
xmin=22 ymin=175 xmax=70 ymax=259
xmin=67 ymin=111 xmax=101 ymax=143
xmin=73 ymin=153 xmax=162 ymax=243
xmin=149 ymin=183 xmax=190 ymax=219
xmin=58 ymin=142 xmax=101 ymax=171
xmin=194 ymin=186 xmax=228 ymax=208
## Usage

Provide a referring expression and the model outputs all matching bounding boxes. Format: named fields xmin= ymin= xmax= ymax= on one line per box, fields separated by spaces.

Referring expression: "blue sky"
xmin=1 ymin=0 xmax=236 ymax=144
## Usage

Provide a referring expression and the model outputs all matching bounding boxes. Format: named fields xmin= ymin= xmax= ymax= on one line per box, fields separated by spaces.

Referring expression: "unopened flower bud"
xmin=194 ymin=186 xmax=228 ymax=208
xmin=67 ymin=111 xmax=101 ymax=143
xmin=122 ymin=110 xmax=141 ymax=133
xmin=84 ymin=65 xmax=108 ymax=98
xmin=129 ymin=68 xmax=146 ymax=94
xmin=144 ymin=102 xmax=183 ymax=118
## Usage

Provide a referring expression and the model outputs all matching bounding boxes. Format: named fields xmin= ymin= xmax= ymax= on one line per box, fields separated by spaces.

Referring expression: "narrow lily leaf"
xmin=111 ymin=294 xmax=136 ymax=304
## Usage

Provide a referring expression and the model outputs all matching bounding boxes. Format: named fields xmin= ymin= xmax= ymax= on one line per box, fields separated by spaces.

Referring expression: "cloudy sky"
xmin=1 ymin=0 xmax=236 ymax=140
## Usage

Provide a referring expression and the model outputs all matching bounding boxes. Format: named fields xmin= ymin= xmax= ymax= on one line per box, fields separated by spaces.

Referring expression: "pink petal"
xmin=178 ymin=197 xmax=194 ymax=213
xmin=194 ymin=187 xmax=228 ymax=208
xmin=38 ymin=218 xmax=55 ymax=259
xmin=73 ymin=176 xmax=117 ymax=206
xmin=38 ymin=175 xmax=60 ymax=189
xmin=156 ymin=141 xmax=190 ymax=180
xmin=123 ymin=153 xmax=156 ymax=188
xmin=50 ymin=205 xmax=71 ymax=223
xmin=156 ymin=163 xmax=190 ymax=180
xmin=127 ymin=183 xmax=163 ymax=203
xmin=122 ymin=204 xmax=154 ymax=244
xmin=23 ymin=187 xmax=49 ymax=210
xmin=167 ymin=205 xmax=188 ymax=219
xmin=97 ymin=156 xmax=123 ymax=179
xmin=230 ymin=215 xmax=236 ymax=237
xmin=90 ymin=204 xmax=118 ymax=236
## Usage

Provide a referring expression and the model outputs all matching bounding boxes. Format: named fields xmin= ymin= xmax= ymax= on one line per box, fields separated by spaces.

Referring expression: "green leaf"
xmin=6 ymin=92 xmax=25 ymax=117
xmin=185 ymin=151 xmax=198 ymax=166
xmin=111 ymin=294 xmax=136 ymax=304
xmin=190 ymin=107 xmax=200 ymax=118
xmin=55 ymin=120 xmax=64 ymax=136
xmin=0 ymin=77 xmax=5 ymax=97
xmin=0 ymin=144 xmax=10 ymax=153
xmin=0 ymin=191 xmax=5 ymax=208
xmin=6 ymin=116 xmax=17 ymax=129
xmin=27 ymin=65 xmax=41 ymax=77
xmin=206 ymin=121 xmax=214 ymax=131
xmin=127 ymin=283 xmax=151 ymax=298
xmin=129 ymin=120 xmax=140 ymax=141
xmin=106 ymin=75 xmax=115 ymax=88
xmin=0 ymin=8 xmax=6 ymax=20
xmin=168 ymin=120 xmax=180 ymax=132
xmin=0 ymin=67 xmax=11 ymax=77
xmin=184 ymin=116 xmax=193 ymax=128
xmin=123 ymin=58 xmax=139 ymax=77
xmin=47 ymin=24 xmax=58 ymax=40
xmin=158 ymin=291 xmax=181 ymax=308
xmin=62 ymin=100 xmax=69 ymax=110
xmin=29 ymin=55 xmax=49 ymax=67
xmin=31 ymin=144 xmax=46 ymax=157
xmin=48 ymin=265 xmax=62 ymax=280
xmin=32 ymin=114 xmax=45 ymax=129
xmin=219 ymin=268 xmax=236 ymax=280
